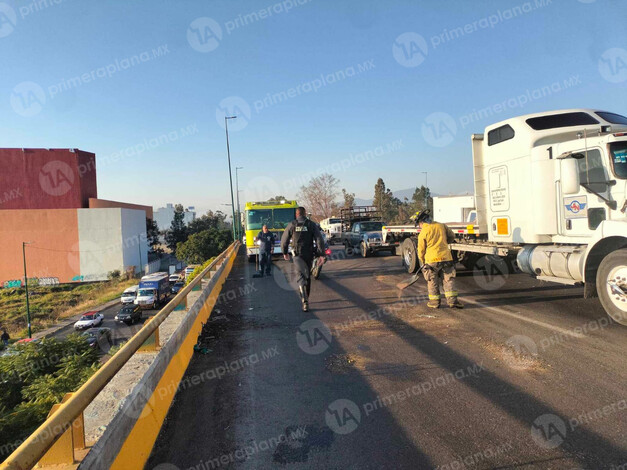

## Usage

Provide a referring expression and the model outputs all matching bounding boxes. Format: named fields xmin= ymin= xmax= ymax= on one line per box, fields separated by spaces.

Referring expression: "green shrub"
xmin=185 ymin=257 xmax=216 ymax=286
xmin=0 ymin=335 xmax=99 ymax=463
xmin=107 ymin=270 xmax=121 ymax=280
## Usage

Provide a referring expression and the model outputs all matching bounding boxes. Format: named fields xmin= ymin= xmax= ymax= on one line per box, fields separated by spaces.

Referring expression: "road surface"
xmin=148 ymin=247 xmax=627 ymax=469
xmin=50 ymin=302 xmax=158 ymax=354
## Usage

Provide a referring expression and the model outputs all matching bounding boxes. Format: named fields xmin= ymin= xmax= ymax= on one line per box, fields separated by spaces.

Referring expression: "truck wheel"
xmin=596 ymin=249 xmax=627 ymax=326
xmin=390 ymin=246 xmax=397 ymax=256
xmin=360 ymin=241 xmax=369 ymax=258
xmin=401 ymin=238 xmax=419 ymax=273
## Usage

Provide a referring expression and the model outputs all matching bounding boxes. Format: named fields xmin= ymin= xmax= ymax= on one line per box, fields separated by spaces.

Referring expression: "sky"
xmin=1 ymin=0 xmax=626 ymax=217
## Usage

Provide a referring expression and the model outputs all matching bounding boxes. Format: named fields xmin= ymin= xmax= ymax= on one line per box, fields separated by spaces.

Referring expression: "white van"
xmin=120 ymin=285 xmax=139 ymax=304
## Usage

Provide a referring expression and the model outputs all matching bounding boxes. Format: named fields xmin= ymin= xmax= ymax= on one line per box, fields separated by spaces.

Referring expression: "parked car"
xmin=120 ymin=285 xmax=139 ymax=304
xmin=74 ymin=312 xmax=104 ymax=330
xmin=115 ymin=304 xmax=142 ymax=325
xmin=169 ymin=273 xmax=181 ymax=283
xmin=81 ymin=328 xmax=112 ymax=350
xmin=171 ymin=281 xmax=185 ymax=295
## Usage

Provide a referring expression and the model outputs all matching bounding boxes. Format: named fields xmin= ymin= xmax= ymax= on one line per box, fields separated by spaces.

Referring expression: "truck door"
xmin=351 ymin=223 xmax=360 ymax=246
xmin=561 ymin=147 xmax=611 ymax=236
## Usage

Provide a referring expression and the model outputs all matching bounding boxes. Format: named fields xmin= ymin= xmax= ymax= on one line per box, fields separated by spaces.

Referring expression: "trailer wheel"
xmin=401 ymin=238 xmax=419 ymax=273
xmin=596 ymin=248 xmax=627 ymax=326
xmin=360 ymin=241 xmax=369 ymax=258
xmin=390 ymin=246 xmax=397 ymax=256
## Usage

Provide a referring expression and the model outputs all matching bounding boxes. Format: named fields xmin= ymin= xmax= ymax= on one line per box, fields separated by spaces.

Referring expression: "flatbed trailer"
xmin=382 ymin=223 xmax=518 ymax=273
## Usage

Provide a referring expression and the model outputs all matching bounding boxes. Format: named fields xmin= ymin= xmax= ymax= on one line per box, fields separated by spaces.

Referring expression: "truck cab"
xmin=341 ymin=207 xmax=396 ymax=257
xmin=472 ymin=109 xmax=627 ymax=323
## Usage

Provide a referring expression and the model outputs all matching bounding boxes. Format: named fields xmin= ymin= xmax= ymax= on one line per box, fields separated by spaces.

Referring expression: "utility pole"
xmin=22 ymin=242 xmax=32 ymax=338
xmin=235 ymin=166 xmax=243 ymax=240
xmin=138 ymin=242 xmax=143 ymax=277
xmin=225 ymin=116 xmax=237 ymax=242
xmin=422 ymin=171 xmax=428 ymax=210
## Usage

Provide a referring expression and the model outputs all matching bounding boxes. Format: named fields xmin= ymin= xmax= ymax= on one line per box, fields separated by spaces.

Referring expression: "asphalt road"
xmin=148 ymin=247 xmax=627 ymax=470
xmin=51 ymin=301 xmax=159 ymax=354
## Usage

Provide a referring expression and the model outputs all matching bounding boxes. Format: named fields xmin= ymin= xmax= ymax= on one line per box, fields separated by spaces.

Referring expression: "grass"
xmin=0 ymin=278 xmax=138 ymax=338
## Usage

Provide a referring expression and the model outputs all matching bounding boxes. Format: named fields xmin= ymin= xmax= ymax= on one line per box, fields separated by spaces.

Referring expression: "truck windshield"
xmin=246 ymin=208 xmax=295 ymax=230
xmin=247 ymin=210 xmax=272 ymax=231
xmin=138 ymin=289 xmax=154 ymax=296
xmin=272 ymin=208 xmax=296 ymax=229
xmin=609 ymin=142 xmax=627 ymax=178
xmin=360 ymin=222 xmax=383 ymax=231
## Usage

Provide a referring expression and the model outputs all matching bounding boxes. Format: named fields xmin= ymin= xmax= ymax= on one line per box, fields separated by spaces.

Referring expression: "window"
xmin=609 ymin=142 xmax=627 ymax=179
xmin=360 ymin=222 xmax=384 ymax=231
xmin=588 ymin=208 xmax=606 ymax=230
xmin=329 ymin=218 xmax=341 ymax=224
xmin=487 ymin=124 xmax=515 ymax=146
xmin=246 ymin=209 xmax=272 ymax=231
xmin=576 ymin=149 xmax=609 ymax=193
xmin=595 ymin=111 xmax=627 ymax=126
xmin=353 ymin=224 xmax=360 ymax=232
xmin=526 ymin=112 xmax=599 ymax=130
xmin=272 ymin=208 xmax=296 ymax=229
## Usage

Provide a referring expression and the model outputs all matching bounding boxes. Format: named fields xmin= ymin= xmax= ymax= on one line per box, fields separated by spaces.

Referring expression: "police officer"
xmin=416 ymin=210 xmax=463 ymax=309
xmin=254 ymin=224 xmax=276 ymax=277
xmin=281 ymin=207 xmax=325 ymax=312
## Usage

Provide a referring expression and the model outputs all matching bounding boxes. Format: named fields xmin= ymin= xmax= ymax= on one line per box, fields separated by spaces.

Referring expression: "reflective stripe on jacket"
xmin=417 ymin=222 xmax=454 ymax=265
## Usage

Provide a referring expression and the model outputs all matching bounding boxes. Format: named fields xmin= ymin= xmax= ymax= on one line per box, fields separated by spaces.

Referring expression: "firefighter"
xmin=281 ymin=207 xmax=325 ymax=312
xmin=416 ymin=210 xmax=463 ymax=309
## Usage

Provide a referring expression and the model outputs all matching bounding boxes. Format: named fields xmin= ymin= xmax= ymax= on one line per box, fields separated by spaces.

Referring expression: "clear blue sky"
xmin=1 ymin=0 xmax=626 ymax=218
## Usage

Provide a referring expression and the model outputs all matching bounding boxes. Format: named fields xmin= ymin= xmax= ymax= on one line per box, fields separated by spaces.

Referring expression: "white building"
xmin=154 ymin=204 xmax=196 ymax=231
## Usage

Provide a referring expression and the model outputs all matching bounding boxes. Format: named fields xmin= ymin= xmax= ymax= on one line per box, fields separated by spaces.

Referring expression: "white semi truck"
xmin=383 ymin=109 xmax=627 ymax=325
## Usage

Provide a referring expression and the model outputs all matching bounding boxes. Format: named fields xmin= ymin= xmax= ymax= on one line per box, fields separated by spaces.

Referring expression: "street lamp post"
xmin=235 ymin=166 xmax=243 ymax=240
xmin=224 ymin=116 xmax=237 ymax=242
xmin=22 ymin=242 xmax=32 ymax=338
xmin=422 ymin=171 xmax=428 ymax=210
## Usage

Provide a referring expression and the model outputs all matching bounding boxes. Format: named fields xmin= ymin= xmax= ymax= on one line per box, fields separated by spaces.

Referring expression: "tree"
xmin=176 ymin=229 xmax=232 ymax=265
xmin=267 ymin=195 xmax=288 ymax=203
xmin=187 ymin=210 xmax=229 ymax=235
xmin=297 ymin=173 xmax=339 ymax=221
xmin=342 ymin=189 xmax=355 ymax=209
xmin=146 ymin=218 xmax=163 ymax=256
xmin=410 ymin=185 xmax=432 ymax=213
xmin=165 ymin=204 xmax=188 ymax=252
xmin=372 ymin=178 xmax=399 ymax=223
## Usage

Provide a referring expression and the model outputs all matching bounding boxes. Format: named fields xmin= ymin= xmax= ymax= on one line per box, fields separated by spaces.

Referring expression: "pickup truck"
xmin=342 ymin=220 xmax=396 ymax=257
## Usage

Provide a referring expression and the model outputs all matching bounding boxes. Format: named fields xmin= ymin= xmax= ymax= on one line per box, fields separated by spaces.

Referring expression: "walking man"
xmin=416 ymin=210 xmax=463 ymax=309
xmin=254 ymin=224 xmax=276 ymax=277
xmin=281 ymin=207 xmax=325 ymax=312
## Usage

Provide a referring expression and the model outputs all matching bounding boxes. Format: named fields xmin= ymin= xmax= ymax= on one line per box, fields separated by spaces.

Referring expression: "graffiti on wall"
xmin=2 ymin=277 xmax=60 ymax=289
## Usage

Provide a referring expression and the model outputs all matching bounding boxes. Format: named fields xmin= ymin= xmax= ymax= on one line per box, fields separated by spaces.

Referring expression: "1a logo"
xmin=187 ymin=17 xmax=222 ymax=53
xmin=531 ymin=414 xmax=567 ymax=449
xmin=392 ymin=32 xmax=428 ymax=68
xmin=325 ymin=399 xmax=361 ymax=435
xmin=421 ymin=112 xmax=457 ymax=147
xmin=296 ymin=319 xmax=332 ymax=355
xmin=39 ymin=160 xmax=74 ymax=196
xmin=0 ymin=3 xmax=17 ymax=38
xmin=599 ymin=48 xmax=627 ymax=83
xmin=10 ymin=82 xmax=46 ymax=117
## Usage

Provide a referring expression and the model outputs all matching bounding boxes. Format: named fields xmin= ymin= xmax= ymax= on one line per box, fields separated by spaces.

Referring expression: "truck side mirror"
xmin=561 ymin=157 xmax=580 ymax=195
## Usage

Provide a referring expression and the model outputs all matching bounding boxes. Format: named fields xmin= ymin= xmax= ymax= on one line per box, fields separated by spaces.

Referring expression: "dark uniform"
xmin=281 ymin=216 xmax=325 ymax=311
xmin=256 ymin=230 xmax=276 ymax=275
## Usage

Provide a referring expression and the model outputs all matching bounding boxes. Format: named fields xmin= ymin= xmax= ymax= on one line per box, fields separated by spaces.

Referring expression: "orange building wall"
xmin=0 ymin=210 xmax=80 ymax=285
xmin=89 ymin=198 xmax=153 ymax=219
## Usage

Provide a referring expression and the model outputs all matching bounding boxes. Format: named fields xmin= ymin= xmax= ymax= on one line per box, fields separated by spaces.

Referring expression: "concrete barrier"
xmin=80 ymin=245 xmax=237 ymax=469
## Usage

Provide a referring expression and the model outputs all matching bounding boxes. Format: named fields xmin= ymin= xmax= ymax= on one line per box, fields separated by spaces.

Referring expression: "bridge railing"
xmin=1 ymin=241 xmax=240 ymax=470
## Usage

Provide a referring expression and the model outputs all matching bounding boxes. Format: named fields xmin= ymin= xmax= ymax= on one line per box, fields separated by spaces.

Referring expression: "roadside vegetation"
xmin=0 ymin=277 xmax=137 ymax=338
xmin=0 ymin=335 xmax=100 ymax=463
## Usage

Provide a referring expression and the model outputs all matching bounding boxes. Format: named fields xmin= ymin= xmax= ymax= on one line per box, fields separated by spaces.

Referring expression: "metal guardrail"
xmin=1 ymin=241 xmax=239 ymax=470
